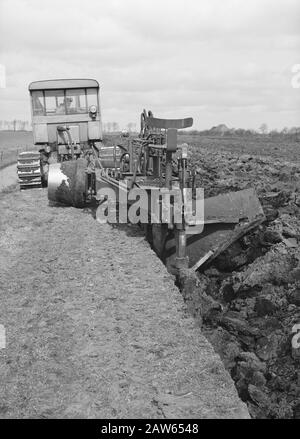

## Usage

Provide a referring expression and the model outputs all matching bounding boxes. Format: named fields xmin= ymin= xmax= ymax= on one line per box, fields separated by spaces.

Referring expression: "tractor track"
xmin=0 ymin=187 xmax=249 ymax=418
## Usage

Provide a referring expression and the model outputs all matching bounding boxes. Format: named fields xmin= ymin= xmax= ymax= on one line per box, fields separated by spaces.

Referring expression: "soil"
xmin=0 ymin=186 xmax=248 ymax=419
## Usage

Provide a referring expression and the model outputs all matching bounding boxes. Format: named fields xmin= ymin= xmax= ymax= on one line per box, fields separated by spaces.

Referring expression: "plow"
xmin=18 ymin=79 xmax=265 ymax=274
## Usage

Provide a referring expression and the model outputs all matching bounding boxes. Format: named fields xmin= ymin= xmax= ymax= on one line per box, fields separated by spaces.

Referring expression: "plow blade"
xmin=152 ymin=189 xmax=265 ymax=272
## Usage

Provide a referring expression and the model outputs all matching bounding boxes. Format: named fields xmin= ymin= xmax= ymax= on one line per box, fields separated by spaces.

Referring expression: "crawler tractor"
xmin=17 ymin=79 xmax=102 ymax=188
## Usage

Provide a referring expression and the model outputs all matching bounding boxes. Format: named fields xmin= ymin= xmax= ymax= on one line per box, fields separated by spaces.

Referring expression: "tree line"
xmin=0 ymin=120 xmax=32 ymax=131
xmin=102 ymin=122 xmax=137 ymax=133
xmin=180 ymin=124 xmax=300 ymax=140
xmin=0 ymin=120 xmax=138 ymax=133
xmin=1 ymin=120 xmax=299 ymax=140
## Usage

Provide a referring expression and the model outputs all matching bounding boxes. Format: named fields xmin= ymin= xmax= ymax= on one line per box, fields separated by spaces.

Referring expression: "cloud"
xmin=0 ymin=0 xmax=299 ymax=129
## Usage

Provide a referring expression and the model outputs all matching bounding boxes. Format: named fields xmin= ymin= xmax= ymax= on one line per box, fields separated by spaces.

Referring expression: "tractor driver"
xmin=56 ymin=97 xmax=73 ymax=114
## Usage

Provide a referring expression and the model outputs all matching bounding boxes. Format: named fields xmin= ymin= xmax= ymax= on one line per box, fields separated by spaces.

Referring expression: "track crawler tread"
xmin=17 ymin=151 xmax=42 ymax=189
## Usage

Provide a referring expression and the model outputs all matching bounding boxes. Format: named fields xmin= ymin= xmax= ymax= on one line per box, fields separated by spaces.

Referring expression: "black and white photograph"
xmin=0 ymin=0 xmax=299 ymax=424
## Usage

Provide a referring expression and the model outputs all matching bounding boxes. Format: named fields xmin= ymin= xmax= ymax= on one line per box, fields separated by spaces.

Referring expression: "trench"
xmin=116 ymin=179 xmax=299 ymax=419
xmin=133 ymin=227 xmax=300 ymax=419
xmin=86 ymin=175 xmax=300 ymax=419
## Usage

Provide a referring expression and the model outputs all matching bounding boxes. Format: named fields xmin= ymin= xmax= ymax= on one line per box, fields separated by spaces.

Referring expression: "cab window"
xmin=87 ymin=88 xmax=98 ymax=110
xmin=32 ymin=91 xmax=45 ymax=116
xmin=65 ymin=89 xmax=87 ymax=114
xmin=45 ymin=90 xmax=65 ymax=115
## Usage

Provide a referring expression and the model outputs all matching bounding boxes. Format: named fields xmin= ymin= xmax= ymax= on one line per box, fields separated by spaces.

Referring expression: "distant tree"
xmin=269 ymin=129 xmax=279 ymax=137
xmin=289 ymin=127 xmax=300 ymax=141
xmin=235 ymin=128 xmax=244 ymax=136
xmin=127 ymin=122 xmax=134 ymax=132
xmin=112 ymin=122 xmax=119 ymax=132
xmin=5 ymin=120 xmax=12 ymax=130
xmin=259 ymin=123 xmax=268 ymax=135
xmin=289 ymin=127 xmax=298 ymax=134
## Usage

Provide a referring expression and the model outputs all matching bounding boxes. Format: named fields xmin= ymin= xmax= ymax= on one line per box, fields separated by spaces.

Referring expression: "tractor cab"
xmin=29 ymin=79 xmax=102 ymax=160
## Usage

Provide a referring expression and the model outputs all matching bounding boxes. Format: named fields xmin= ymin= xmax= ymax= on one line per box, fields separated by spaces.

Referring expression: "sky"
xmin=0 ymin=0 xmax=299 ymax=130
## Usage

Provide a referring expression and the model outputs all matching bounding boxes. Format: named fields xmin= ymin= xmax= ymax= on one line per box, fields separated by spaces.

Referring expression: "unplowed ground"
xmin=0 ymin=187 xmax=248 ymax=419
